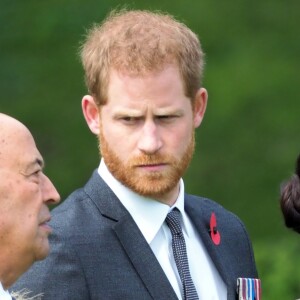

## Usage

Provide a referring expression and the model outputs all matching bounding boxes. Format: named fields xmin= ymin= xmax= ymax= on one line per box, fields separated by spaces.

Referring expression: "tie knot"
xmin=166 ymin=209 xmax=182 ymax=235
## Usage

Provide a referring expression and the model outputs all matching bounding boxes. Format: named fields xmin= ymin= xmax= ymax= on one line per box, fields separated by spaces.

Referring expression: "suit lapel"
xmin=84 ymin=171 xmax=178 ymax=300
xmin=113 ymin=216 xmax=178 ymax=300
xmin=185 ymin=197 xmax=236 ymax=299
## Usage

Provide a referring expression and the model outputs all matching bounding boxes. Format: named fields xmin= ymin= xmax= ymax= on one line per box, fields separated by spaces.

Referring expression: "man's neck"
xmin=0 ymin=257 xmax=27 ymax=290
xmin=149 ymin=184 xmax=180 ymax=207
xmin=0 ymin=271 xmax=14 ymax=290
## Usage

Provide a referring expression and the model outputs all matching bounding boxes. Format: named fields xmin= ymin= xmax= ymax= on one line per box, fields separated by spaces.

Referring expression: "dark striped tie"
xmin=166 ymin=209 xmax=199 ymax=300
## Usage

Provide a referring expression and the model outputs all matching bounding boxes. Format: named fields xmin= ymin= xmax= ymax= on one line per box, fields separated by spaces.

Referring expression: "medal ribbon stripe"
xmin=237 ymin=278 xmax=261 ymax=300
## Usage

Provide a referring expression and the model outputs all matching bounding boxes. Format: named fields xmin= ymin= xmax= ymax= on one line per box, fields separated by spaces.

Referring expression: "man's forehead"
xmin=0 ymin=120 xmax=42 ymax=169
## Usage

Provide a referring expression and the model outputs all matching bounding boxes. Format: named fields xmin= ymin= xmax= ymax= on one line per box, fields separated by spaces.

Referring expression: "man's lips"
xmin=136 ymin=163 xmax=167 ymax=171
xmin=39 ymin=216 xmax=51 ymax=225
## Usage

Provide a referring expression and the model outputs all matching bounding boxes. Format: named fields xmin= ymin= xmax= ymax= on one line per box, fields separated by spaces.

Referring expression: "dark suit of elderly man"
xmin=13 ymin=9 xmax=259 ymax=300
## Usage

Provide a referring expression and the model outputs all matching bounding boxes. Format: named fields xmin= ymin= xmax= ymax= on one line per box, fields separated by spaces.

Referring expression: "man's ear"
xmin=193 ymin=88 xmax=208 ymax=128
xmin=82 ymin=95 xmax=100 ymax=135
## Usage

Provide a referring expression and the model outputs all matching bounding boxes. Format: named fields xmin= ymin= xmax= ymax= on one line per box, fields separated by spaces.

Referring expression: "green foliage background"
xmin=1 ymin=1 xmax=299 ymax=298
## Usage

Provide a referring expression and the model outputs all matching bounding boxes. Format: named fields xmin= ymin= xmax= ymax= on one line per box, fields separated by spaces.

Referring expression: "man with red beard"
xmin=12 ymin=10 xmax=259 ymax=300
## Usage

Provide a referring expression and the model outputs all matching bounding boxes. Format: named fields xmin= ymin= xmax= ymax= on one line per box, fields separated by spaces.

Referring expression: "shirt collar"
xmin=98 ymin=159 xmax=190 ymax=242
xmin=0 ymin=282 xmax=11 ymax=300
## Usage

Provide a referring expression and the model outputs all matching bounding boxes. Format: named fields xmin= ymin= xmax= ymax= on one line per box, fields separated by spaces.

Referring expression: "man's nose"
xmin=137 ymin=120 xmax=162 ymax=155
xmin=42 ymin=174 xmax=61 ymax=205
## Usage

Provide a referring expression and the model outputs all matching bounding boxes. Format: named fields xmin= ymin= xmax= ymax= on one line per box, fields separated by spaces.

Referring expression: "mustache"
xmin=127 ymin=153 xmax=174 ymax=166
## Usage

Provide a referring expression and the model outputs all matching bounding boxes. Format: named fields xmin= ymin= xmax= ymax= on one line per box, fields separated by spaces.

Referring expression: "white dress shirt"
xmin=99 ymin=159 xmax=227 ymax=300
xmin=0 ymin=282 xmax=12 ymax=300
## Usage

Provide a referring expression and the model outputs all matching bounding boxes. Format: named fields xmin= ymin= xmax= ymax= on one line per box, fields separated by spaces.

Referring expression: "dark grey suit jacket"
xmin=12 ymin=170 xmax=258 ymax=299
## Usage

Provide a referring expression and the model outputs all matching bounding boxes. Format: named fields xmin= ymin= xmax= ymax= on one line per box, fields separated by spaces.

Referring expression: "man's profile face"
xmin=0 ymin=120 xmax=60 ymax=268
xmin=98 ymin=65 xmax=202 ymax=205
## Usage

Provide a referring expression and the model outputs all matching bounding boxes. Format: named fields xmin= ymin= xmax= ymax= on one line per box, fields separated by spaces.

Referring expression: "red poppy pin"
xmin=210 ymin=212 xmax=221 ymax=245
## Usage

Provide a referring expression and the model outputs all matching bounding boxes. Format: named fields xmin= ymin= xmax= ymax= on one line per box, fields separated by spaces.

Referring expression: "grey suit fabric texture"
xmin=11 ymin=170 xmax=258 ymax=300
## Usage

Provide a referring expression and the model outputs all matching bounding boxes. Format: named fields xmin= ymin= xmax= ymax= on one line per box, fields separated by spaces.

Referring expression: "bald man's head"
xmin=0 ymin=113 xmax=33 ymax=164
xmin=0 ymin=113 xmax=60 ymax=289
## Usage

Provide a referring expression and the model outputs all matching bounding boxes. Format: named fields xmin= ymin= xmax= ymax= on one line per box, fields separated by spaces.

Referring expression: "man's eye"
xmin=32 ymin=170 xmax=41 ymax=176
xmin=120 ymin=117 xmax=141 ymax=124
xmin=157 ymin=115 xmax=177 ymax=122
xmin=122 ymin=117 xmax=134 ymax=121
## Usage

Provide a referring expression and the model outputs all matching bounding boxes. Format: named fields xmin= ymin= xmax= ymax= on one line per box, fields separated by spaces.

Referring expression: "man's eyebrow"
xmin=154 ymin=108 xmax=184 ymax=116
xmin=26 ymin=158 xmax=45 ymax=171
xmin=113 ymin=109 xmax=144 ymax=118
